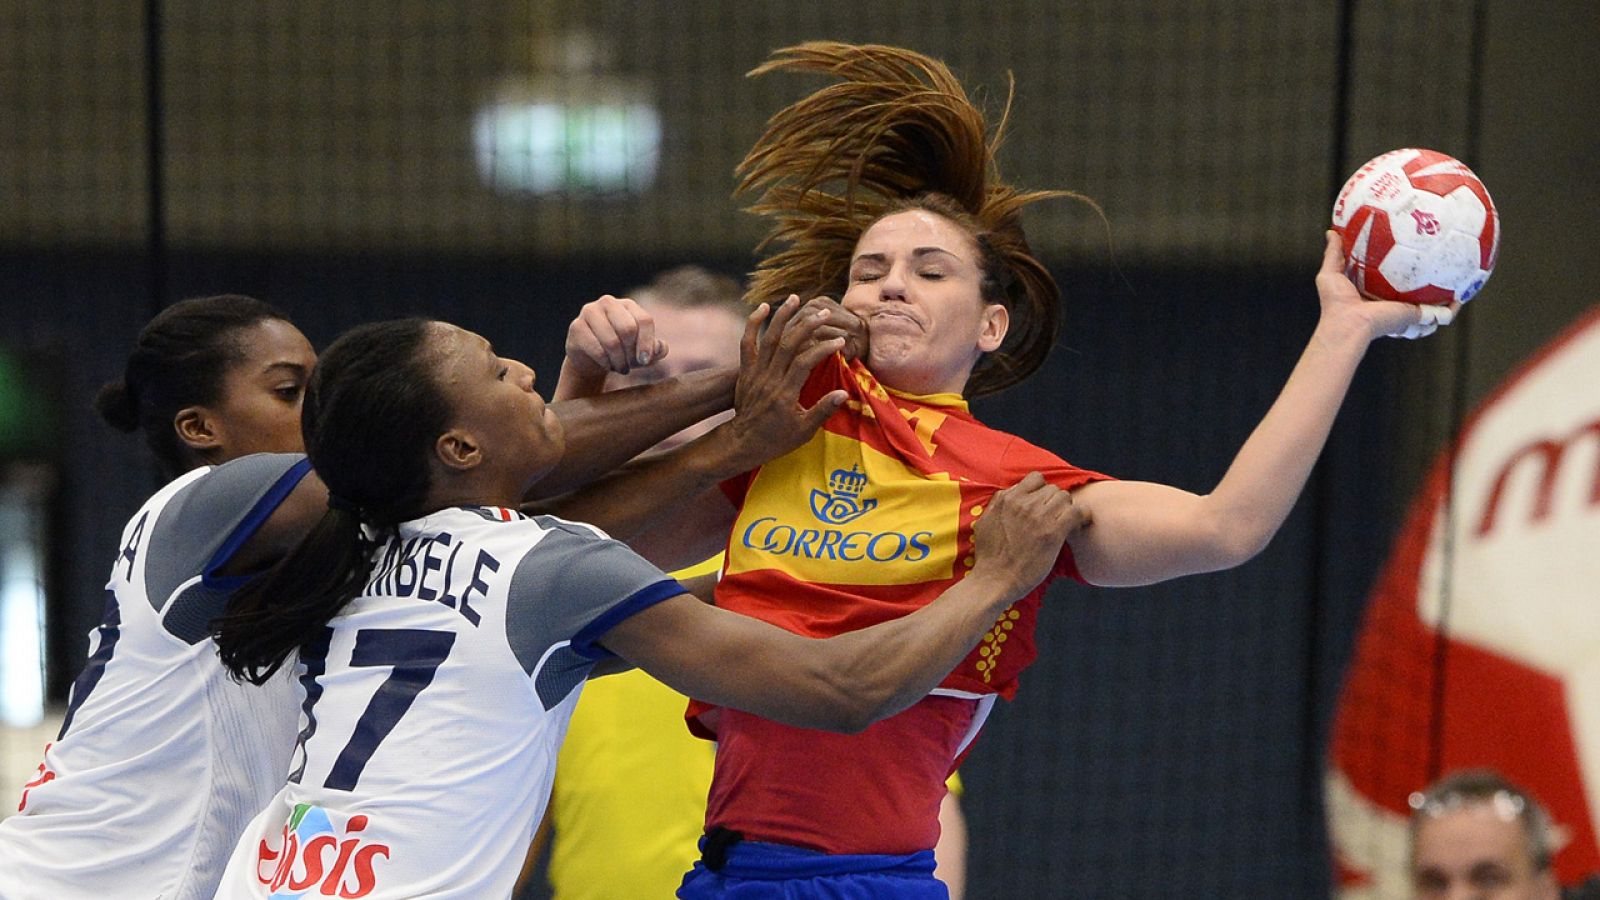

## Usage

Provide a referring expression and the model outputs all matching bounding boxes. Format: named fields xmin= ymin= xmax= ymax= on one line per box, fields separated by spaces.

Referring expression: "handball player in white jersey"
xmin=0 ymin=295 xmax=790 ymax=900
xmin=206 ymin=305 xmax=1083 ymax=899
xmin=0 ymin=296 xmax=319 ymax=900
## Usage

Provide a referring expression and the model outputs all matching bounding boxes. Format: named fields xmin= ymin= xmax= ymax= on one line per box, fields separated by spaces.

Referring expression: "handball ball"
xmin=1331 ymin=148 xmax=1499 ymax=305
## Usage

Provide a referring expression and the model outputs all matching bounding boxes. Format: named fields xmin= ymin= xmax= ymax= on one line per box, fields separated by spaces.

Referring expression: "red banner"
xmin=1328 ymin=306 xmax=1600 ymax=895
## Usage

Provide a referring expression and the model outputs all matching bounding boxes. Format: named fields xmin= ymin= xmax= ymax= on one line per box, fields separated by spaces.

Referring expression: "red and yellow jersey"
xmin=690 ymin=354 xmax=1109 ymax=854
xmin=705 ymin=352 xmax=1107 ymax=706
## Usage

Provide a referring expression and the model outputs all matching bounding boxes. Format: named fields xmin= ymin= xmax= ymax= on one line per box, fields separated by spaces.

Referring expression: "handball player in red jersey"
xmin=555 ymin=42 xmax=1463 ymax=899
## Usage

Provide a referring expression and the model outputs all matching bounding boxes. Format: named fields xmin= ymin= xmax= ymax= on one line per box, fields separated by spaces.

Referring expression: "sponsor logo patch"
xmin=255 ymin=803 xmax=390 ymax=898
xmin=809 ymin=465 xmax=877 ymax=525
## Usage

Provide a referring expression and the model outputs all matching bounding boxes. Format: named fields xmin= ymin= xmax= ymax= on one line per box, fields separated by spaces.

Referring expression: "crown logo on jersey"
xmin=829 ymin=465 xmax=868 ymax=496
xmin=809 ymin=464 xmax=877 ymax=525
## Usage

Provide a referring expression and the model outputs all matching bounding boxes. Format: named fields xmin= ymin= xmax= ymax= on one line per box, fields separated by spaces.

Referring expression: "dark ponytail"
xmin=212 ymin=318 xmax=450 ymax=684
xmin=101 ymin=294 xmax=289 ymax=475
xmin=94 ymin=381 xmax=141 ymax=433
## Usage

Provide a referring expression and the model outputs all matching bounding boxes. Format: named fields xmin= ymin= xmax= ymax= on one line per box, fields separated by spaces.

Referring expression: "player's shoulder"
xmin=125 ymin=465 xmax=211 ymax=526
xmin=526 ymin=512 xmax=610 ymax=542
xmin=437 ymin=508 xmax=611 ymax=558
xmin=166 ymin=453 xmax=310 ymax=516
xmin=117 ymin=454 xmax=308 ymax=558
xmin=508 ymin=515 xmax=638 ymax=585
xmin=111 ymin=454 xmax=314 ymax=632
xmin=500 ymin=513 xmax=669 ymax=615
xmin=494 ymin=514 xmax=679 ymax=687
xmin=989 ymin=431 xmax=1112 ymax=489
xmin=157 ymin=453 xmax=311 ymax=540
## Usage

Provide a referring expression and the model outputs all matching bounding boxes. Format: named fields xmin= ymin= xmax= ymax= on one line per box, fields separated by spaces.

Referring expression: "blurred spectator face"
xmin=608 ymin=296 xmax=745 ymax=452
xmin=1411 ymin=802 xmax=1559 ymax=900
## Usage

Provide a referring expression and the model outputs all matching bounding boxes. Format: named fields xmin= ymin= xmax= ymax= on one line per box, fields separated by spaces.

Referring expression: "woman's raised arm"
xmin=1068 ymin=232 xmax=1457 ymax=587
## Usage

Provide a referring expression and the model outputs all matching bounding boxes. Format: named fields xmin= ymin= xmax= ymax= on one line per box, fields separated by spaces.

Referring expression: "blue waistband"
xmin=698 ymin=838 xmax=936 ymax=880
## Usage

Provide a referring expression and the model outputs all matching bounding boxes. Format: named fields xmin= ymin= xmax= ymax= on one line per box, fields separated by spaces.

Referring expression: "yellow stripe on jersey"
xmin=669 ymin=554 xmax=723 ymax=580
xmin=545 ymin=555 xmax=722 ymax=900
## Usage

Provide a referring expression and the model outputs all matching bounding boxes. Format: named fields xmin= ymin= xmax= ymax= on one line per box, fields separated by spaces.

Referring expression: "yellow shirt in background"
xmin=544 ymin=554 xmax=963 ymax=899
xmin=546 ymin=556 xmax=722 ymax=900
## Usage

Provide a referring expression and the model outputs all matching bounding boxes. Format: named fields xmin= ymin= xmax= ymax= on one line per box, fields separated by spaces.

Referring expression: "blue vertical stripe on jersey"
xmin=288 ymin=626 xmax=335 ymax=785
xmin=56 ymin=590 xmax=122 ymax=739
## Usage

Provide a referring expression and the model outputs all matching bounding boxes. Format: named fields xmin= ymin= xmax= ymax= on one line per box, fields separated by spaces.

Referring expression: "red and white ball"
xmin=1331 ymin=148 xmax=1499 ymax=305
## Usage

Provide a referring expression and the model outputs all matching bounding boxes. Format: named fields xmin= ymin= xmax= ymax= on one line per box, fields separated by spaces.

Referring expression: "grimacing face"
xmin=841 ymin=209 xmax=1008 ymax=397
xmin=1411 ymin=803 xmax=1559 ymax=900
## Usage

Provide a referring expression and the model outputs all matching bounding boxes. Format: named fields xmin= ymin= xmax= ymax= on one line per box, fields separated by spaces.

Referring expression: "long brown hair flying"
xmin=736 ymin=41 xmax=1096 ymax=396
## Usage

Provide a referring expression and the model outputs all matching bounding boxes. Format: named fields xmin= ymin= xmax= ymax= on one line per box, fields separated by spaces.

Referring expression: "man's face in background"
xmin=607 ymin=296 xmax=746 ymax=452
xmin=1411 ymin=803 xmax=1559 ymax=900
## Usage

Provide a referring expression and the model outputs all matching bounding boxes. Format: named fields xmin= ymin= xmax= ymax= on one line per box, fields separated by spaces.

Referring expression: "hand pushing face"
xmin=842 ymin=210 xmax=1009 ymax=396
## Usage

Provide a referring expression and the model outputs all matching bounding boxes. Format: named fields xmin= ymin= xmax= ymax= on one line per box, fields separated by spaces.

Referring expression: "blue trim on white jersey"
xmin=567 ymin=577 xmax=686 ymax=660
xmin=56 ymin=590 xmax=122 ymax=740
xmin=200 ymin=457 xmax=314 ymax=590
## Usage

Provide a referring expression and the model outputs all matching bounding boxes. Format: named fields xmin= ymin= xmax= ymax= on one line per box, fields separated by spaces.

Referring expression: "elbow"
xmin=807 ymin=664 xmax=881 ymax=734
xmin=838 ymin=674 xmax=914 ymax=733
xmin=819 ymin=677 xmax=879 ymax=734
xmin=832 ymin=698 xmax=883 ymax=733
xmin=800 ymin=632 xmax=921 ymax=733
xmin=837 ymin=690 xmax=889 ymax=733
xmin=828 ymin=707 xmax=876 ymax=735
xmin=1194 ymin=503 xmax=1275 ymax=573
xmin=1209 ymin=518 xmax=1274 ymax=571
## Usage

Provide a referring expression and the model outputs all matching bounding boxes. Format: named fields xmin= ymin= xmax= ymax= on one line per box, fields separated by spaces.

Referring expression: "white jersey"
xmin=0 ymin=453 xmax=313 ymax=900
xmin=215 ymin=506 xmax=681 ymax=899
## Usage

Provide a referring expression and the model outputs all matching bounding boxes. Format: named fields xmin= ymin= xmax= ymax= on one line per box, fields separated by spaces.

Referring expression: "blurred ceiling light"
xmin=474 ymin=32 xmax=660 ymax=196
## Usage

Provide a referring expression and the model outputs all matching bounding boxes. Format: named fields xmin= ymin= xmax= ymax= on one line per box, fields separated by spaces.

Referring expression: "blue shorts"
xmin=676 ymin=838 xmax=946 ymax=899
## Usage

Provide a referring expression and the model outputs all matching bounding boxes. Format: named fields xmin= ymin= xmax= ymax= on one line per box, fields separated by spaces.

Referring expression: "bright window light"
xmin=474 ymin=100 xmax=660 ymax=195
xmin=0 ymin=479 xmax=47 ymax=727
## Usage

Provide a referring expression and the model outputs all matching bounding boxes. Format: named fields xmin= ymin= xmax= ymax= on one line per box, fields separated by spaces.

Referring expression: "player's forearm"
xmin=1200 ymin=316 xmax=1370 ymax=562
xmin=686 ymin=572 xmax=1019 ymax=733
xmin=550 ymin=356 xmax=611 ymax=402
xmin=531 ymin=367 xmax=737 ymax=498
xmin=810 ymin=570 xmax=1024 ymax=731
xmin=530 ymin=421 xmax=748 ymax=540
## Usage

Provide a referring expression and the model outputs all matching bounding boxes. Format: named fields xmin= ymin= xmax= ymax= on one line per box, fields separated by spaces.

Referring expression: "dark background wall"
xmin=1 ymin=2 xmax=1595 ymax=897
